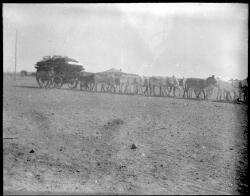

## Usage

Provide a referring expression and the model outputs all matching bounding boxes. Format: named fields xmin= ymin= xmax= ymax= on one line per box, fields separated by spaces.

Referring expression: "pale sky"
xmin=3 ymin=3 xmax=248 ymax=79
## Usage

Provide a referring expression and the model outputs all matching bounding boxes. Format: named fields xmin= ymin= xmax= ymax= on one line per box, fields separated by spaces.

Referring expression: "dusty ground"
xmin=3 ymin=75 xmax=248 ymax=195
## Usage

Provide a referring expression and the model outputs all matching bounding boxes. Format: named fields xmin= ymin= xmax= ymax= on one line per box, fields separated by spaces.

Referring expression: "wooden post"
xmin=14 ymin=30 xmax=17 ymax=81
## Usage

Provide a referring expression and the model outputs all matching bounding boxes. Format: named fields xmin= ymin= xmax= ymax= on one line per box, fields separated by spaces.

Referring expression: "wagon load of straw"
xmin=35 ymin=55 xmax=84 ymax=73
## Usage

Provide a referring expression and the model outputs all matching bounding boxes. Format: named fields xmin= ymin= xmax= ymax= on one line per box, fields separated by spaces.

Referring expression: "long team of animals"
xmin=78 ymin=72 xmax=248 ymax=102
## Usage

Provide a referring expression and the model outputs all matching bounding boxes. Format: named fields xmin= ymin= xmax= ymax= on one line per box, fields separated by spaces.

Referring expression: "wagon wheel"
xmin=53 ymin=76 xmax=63 ymax=89
xmin=67 ymin=78 xmax=78 ymax=89
xmin=46 ymin=78 xmax=55 ymax=89
xmin=80 ymin=80 xmax=87 ymax=91
xmin=36 ymin=71 xmax=50 ymax=88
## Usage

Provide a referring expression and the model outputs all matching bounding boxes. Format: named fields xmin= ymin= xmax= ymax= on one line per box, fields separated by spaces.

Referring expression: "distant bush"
xmin=20 ymin=70 xmax=28 ymax=77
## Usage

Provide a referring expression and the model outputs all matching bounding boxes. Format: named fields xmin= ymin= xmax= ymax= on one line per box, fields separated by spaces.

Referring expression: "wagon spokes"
xmin=53 ymin=76 xmax=63 ymax=89
xmin=36 ymin=71 xmax=51 ymax=88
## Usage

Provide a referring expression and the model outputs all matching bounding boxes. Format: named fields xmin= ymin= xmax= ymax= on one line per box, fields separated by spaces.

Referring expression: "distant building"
xmin=97 ymin=68 xmax=139 ymax=77
xmin=103 ymin=68 xmax=122 ymax=73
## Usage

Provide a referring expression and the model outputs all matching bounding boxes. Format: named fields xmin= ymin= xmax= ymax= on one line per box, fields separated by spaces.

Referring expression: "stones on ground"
xmin=35 ymin=174 xmax=41 ymax=180
xmin=119 ymin=165 xmax=126 ymax=169
xmin=17 ymin=152 xmax=24 ymax=156
xmin=105 ymin=118 xmax=124 ymax=129
xmin=59 ymin=146 xmax=65 ymax=152
xmin=131 ymin=144 xmax=137 ymax=150
xmin=29 ymin=149 xmax=35 ymax=153
xmin=162 ymin=176 xmax=167 ymax=180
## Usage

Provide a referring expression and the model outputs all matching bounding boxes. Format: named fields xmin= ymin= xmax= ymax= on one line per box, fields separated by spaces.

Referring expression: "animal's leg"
xmin=88 ymin=83 xmax=92 ymax=91
xmin=101 ymin=84 xmax=104 ymax=92
xmin=202 ymin=89 xmax=206 ymax=100
xmin=162 ymin=86 xmax=167 ymax=96
xmin=139 ymin=86 xmax=143 ymax=95
xmin=124 ymin=84 xmax=128 ymax=94
xmin=80 ymin=81 xmax=83 ymax=91
xmin=178 ymin=87 xmax=181 ymax=97
xmin=143 ymin=86 xmax=146 ymax=95
xmin=120 ymin=85 xmax=123 ymax=93
xmin=135 ymin=85 xmax=138 ymax=95
xmin=122 ymin=84 xmax=125 ymax=94
xmin=149 ymin=85 xmax=152 ymax=96
xmin=150 ymin=85 xmax=153 ymax=96
xmin=188 ymin=89 xmax=191 ymax=98
xmin=183 ymin=87 xmax=186 ymax=98
xmin=138 ymin=85 xmax=142 ymax=95
xmin=119 ymin=84 xmax=122 ymax=93
xmin=161 ymin=87 xmax=165 ymax=96
xmin=216 ymin=89 xmax=220 ymax=100
xmin=144 ymin=85 xmax=148 ymax=96
xmin=195 ymin=90 xmax=199 ymax=98
xmin=184 ymin=88 xmax=188 ymax=98
xmin=195 ymin=89 xmax=201 ymax=99
xmin=107 ymin=84 xmax=111 ymax=92
xmin=95 ymin=83 xmax=98 ymax=92
xmin=225 ymin=92 xmax=229 ymax=102
xmin=152 ymin=86 xmax=155 ymax=96
xmin=151 ymin=85 xmax=154 ymax=96
xmin=139 ymin=85 xmax=143 ymax=95
xmin=169 ymin=87 xmax=172 ymax=97
xmin=228 ymin=93 xmax=233 ymax=102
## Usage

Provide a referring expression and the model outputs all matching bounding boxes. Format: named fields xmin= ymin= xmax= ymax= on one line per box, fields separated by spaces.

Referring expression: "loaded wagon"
xmin=35 ymin=56 xmax=84 ymax=89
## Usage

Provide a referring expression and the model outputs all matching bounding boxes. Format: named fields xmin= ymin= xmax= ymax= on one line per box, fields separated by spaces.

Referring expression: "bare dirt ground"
xmin=3 ymin=75 xmax=248 ymax=195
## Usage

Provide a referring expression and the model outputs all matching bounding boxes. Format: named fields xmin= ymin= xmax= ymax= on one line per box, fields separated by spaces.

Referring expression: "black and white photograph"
xmin=3 ymin=3 xmax=248 ymax=195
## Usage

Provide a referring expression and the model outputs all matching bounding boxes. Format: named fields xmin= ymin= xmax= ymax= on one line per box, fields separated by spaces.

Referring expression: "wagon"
xmin=35 ymin=56 xmax=84 ymax=89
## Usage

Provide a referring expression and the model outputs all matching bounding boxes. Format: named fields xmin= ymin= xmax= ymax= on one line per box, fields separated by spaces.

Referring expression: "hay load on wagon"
xmin=35 ymin=55 xmax=84 ymax=72
xmin=35 ymin=55 xmax=84 ymax=89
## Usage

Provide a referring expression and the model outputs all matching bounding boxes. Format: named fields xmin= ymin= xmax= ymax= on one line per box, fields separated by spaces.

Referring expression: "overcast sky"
xmin=3 ymin=3 xmax=248 ymax=79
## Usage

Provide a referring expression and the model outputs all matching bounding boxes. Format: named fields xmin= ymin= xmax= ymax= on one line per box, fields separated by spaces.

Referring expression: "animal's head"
xmin=207 ymin=75 xmax=217 ymax=86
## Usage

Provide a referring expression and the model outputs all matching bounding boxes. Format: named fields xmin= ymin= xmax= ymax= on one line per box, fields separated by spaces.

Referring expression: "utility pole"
xmin=14 ymin=30 xmax=17 ymax=81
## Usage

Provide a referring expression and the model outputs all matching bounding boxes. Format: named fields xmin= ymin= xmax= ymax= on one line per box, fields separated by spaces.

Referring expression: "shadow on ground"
xmin=13 ymin=85 xmax=40 ymax=89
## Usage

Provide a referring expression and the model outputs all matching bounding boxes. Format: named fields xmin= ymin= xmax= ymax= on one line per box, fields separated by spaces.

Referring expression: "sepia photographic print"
xmin=3 ymin=3 xmax=248 ymax=195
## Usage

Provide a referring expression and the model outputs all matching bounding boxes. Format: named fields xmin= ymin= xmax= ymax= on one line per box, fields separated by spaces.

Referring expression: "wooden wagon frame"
xmin=35 ymin=56 xmax=84 ymax=89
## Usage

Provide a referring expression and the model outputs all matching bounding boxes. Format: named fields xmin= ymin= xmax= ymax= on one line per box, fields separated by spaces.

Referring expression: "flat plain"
xmin=3 ymin=75 xmax=248 ymax=195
